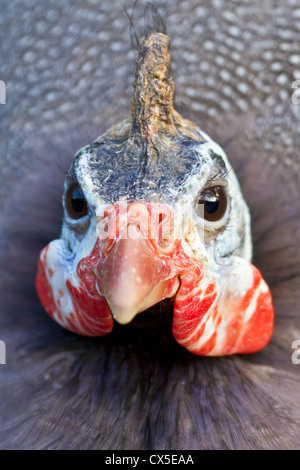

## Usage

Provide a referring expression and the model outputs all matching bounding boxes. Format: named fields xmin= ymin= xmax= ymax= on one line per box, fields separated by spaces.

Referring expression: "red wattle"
xmin=172 ymin=249 xmax=274 ymax=356
xmin=36 ymin=240 xmax=113 ymax=336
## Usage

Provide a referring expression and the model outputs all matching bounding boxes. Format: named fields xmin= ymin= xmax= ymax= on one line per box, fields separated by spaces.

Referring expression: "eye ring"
xmin=196 ymin=186 xmax=228 ymax=223
xmin=65 ymin=183 xmax=88 ymax=220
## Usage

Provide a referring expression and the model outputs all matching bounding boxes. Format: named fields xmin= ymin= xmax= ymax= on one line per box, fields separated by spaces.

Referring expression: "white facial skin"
xmin=43 ymin=138 xmax=245 ymax=327
xmin=62 ymin=129 xmax=251 ymax=264
xmin=175 ymin=133 xmax=252 ymax=264
xmin=54 ymin=130 xmax=251 ymax=297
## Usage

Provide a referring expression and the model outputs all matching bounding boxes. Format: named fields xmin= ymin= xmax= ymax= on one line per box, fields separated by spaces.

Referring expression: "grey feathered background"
xmin=0 ymin=0 xmax=300 ymax=449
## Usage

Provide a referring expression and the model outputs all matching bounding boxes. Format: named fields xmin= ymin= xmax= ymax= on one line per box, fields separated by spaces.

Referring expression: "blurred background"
xmin=0 ymin=0 xmax=299 ymax=450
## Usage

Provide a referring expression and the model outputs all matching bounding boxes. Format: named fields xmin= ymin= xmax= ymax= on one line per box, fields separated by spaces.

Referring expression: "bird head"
xmin=36 ymin=33 xmax=274 ymax=355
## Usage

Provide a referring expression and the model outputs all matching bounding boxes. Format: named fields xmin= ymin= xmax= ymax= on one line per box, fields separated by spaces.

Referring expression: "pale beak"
xmin=96 ymin=205 xmax=179 ymax=324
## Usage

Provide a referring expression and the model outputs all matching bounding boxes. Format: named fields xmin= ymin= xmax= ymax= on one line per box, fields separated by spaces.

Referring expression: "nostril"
xmin=158 ymin=238 xmax=170 ymax=250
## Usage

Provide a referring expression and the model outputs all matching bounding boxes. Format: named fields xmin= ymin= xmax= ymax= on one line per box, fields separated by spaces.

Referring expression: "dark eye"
xmin=65 ymin=184 xmax=88 ymax=220
xmin=196 ymin=186 xmax=227 ymax=222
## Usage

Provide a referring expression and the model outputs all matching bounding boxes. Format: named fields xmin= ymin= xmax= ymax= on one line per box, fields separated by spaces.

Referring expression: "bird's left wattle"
xmin=36 ymin=32 xmax=275 ymax=356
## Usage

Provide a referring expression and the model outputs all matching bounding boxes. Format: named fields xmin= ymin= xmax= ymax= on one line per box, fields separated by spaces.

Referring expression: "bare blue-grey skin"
xmin=0 ymin=0 xmax=300 ymax=450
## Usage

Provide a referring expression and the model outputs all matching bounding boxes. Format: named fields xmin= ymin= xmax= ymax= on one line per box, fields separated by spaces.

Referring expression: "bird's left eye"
xmin=196 ymin=186 xmax=228 ymax=222
xmin=65 ymin=184 xmax=88 ymax=220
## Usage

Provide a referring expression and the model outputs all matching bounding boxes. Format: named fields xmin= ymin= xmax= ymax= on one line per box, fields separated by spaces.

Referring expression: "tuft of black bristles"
xmin=125 ymin=0 xmax=166 ymax=50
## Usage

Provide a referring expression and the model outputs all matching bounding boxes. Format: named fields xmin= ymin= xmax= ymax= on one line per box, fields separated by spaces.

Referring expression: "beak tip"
xmin=108 ymin=303 xmax=139 ymax=325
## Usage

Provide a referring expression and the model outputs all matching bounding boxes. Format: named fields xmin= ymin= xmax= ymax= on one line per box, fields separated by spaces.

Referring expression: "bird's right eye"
xmin=65 ymin=184 xmax=88 ymax=220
